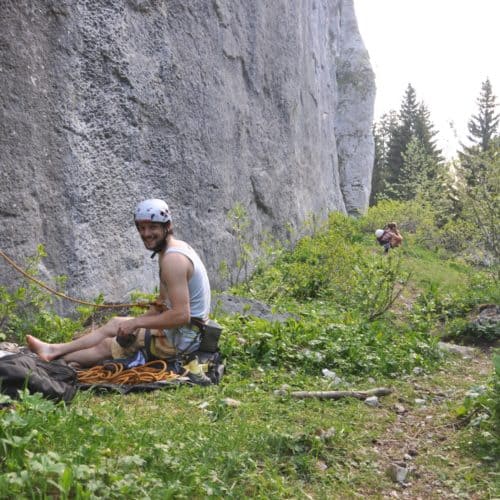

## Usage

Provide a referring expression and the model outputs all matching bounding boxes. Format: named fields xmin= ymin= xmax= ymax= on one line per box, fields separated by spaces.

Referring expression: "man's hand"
xmin=116 ymin=317 xmax=138 ymax=338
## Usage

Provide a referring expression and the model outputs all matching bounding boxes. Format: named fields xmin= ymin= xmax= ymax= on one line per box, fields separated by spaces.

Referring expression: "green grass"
xmin=401 ymin=243 xmax=471 ymax=291
xmin=0 ymin=377 xmax=391 ymax=498
xmin=1 ymin=375 xmax=395 ymax=498
xmin=1 ymin=358 xmax=496 ymax=499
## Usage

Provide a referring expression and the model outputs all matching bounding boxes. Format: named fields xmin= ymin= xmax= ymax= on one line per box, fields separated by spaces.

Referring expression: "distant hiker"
xmin=27 ymin=199 xmax=212 ymax=372
xmin=375 ymin=222 xmax=403 ymax=253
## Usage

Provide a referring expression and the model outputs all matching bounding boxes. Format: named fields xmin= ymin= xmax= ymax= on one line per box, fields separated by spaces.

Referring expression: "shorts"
xmin=110 ymin=326 xmax=201 ymax=360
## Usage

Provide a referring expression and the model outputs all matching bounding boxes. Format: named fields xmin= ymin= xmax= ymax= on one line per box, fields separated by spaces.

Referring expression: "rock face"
xmin=0 ymin=0 xmax=374 ymax=301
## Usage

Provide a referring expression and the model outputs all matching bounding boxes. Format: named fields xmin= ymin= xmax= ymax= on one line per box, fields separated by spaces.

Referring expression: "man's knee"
xmin=102 ymin=316 xmax=133 ymax=337
xmin=95 ymin=338 xmax=113 ymax=359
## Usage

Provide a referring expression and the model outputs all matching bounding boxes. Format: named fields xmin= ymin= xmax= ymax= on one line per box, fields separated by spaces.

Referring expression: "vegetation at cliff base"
xmin=1 ymin=198 xmax=498 ymax=498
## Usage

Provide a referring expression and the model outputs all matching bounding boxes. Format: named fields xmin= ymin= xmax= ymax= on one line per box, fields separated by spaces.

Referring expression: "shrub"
xmin=219 ymin=312 xmax=441 ymax=378
xmin=0 ymin=245 xmax=89 ymax=344
xmin=438 ymin=218 xmax=477 ymax=254
xmin=445 ymin=317 xmax=499 ymax=345
xmin=456 ymin=351 xmax=500 ymax=462
xmin=360 ymin=199 xmax=436 ymax=238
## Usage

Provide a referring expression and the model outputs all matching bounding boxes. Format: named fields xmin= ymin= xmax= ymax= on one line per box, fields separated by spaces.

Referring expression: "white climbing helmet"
xmin=375 ymin=229 xmax=384 ymax=238
xmin=134 ymin=199 xmax=172 ymax=224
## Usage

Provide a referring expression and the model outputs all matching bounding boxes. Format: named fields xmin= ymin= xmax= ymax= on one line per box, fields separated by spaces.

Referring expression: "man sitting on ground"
xmin=27 ymin=199 xmax=211 ymax=371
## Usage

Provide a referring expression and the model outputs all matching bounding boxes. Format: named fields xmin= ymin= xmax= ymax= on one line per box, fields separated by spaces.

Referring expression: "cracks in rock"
xmin=250 ymin=174 xmax=273 ymax=217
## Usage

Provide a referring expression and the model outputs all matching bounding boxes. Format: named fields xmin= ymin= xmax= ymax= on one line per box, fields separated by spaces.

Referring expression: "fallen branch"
xmin=290 ymin=387 xmax=393 ymax=400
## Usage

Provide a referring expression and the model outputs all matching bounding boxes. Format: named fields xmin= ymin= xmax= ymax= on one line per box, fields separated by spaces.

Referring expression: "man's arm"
xmin=117 ymin=253 xmax=192 ymax=336
xmin=390 ymin=232 xmax=403 ymax=247
xmin=140 ymin=282 xmax=169 ymax=316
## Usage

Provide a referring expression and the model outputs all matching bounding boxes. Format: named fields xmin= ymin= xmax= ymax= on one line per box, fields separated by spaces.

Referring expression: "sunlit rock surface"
xmin=0 ymin=0 xmax=374 ymax=299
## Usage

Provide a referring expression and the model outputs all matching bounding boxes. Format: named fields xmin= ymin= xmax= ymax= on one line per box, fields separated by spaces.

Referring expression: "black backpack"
xmin=0 ymin=352 xmax=77 ymax=403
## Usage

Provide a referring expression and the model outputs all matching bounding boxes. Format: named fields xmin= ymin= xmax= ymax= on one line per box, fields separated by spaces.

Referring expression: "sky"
xmin=353 ymin=0 xmax=500 ymax=159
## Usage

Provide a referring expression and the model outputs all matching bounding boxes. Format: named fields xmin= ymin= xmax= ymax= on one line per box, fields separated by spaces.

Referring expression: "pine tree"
xmin=415 ymin=103 xmax=443 ymax=169
xmin=385 ymin=84 xmax=419 ymax=185
xmin=370 ymin=111 xmax=398 ymax=204
xmin=372 ymin=84 xmax=443 ymax=202
xmin=466 ymin=78 xmax=499 ymax=152
xmin=459 ymin=79 xmax=500 ymax=186
xmin=389 ymin=137 xmax=435 ymax=201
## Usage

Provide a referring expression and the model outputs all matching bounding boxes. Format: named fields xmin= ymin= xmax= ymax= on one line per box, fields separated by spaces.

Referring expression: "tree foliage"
xmin=371 ymin=84 xmax=443 ymax=203
xmin=459 ymin=79 xmax=500 ymax=187
xmin=370 ymin=111 xmax=398 ymax=205
xmin=465 ymin=78 xmax=499 ymax=153
xmin=456 ymin=137 xmax=500 ymax=268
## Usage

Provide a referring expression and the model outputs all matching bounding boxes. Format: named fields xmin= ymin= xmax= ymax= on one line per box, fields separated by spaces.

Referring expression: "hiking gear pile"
xmin=0 ymin=348 xmax=224 ymax=403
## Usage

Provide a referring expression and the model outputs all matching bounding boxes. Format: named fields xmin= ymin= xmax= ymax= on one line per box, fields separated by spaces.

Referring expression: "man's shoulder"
xmin=160 ymin=243 xmax=195 ymax=270
xmin=162 ymin=247 xmax=191 ymax=263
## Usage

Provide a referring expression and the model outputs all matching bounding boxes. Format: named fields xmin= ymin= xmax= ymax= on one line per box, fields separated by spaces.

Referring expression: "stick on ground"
xmin=290 ymin=388 xmax=393 ymax=400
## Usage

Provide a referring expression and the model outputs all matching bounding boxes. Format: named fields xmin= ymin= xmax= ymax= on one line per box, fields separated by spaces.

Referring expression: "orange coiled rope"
xmin=77 ymin=360 xmax=181 ymax=385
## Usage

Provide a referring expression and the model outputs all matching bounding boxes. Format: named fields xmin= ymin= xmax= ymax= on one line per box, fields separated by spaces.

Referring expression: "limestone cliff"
xmin=0 ymin=0 xmax=374 ymax=299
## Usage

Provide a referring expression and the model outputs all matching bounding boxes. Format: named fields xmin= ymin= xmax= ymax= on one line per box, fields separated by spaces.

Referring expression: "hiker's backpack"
xmin=0 ymin=352 xmax=77 ymax=403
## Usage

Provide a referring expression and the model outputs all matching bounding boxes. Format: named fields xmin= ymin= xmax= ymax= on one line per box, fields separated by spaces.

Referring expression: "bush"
xmin=360 ymin=198 xmax=437 ymax=242
xmin=445 ymin=317 xmax=499 ymax=345
xmin=0 ymin=245 xmax=89 ymax=344
xmin=456 ymin=351 xmax=500 ymax=462
xmin=246 ymin=212 xmax=407 ymax=321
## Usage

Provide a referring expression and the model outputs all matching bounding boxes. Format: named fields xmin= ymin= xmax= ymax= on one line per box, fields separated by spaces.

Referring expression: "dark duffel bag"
xmin=0 ymin=352 xmax=77 ymax=403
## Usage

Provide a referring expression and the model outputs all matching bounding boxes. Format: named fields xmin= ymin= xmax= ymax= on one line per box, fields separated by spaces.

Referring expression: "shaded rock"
xmin=364 ymin=395 xmax=379 ymax=407
xmin=315 ymin=460 xmax=328 ymax=472
xmin=393 ymin=403 xmax=407 ymax=414
xmin=321 ymin=368 xmax=342 ymax=384
xmin=473 ymin=304 xmax=500 ymax=330
xmin=211 ymin=293 xmax=295 ymax=323
xmin=388 ymin=463 xmax=408 ymax=484
xmin=438 ymin=342 xmax=476 ymax=357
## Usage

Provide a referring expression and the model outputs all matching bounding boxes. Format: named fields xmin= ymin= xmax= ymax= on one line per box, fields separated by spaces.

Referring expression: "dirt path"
xmin=372 ymin=346 xmax=495 ymax=499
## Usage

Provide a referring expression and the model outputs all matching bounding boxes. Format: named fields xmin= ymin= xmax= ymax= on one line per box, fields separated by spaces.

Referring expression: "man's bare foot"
xmin=26 ymin=335 xmax=57 ymax=362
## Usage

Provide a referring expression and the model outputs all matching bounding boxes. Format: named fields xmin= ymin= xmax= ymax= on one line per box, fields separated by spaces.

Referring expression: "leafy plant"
xmin=219 ymin=202 xmax=255 ymax=287
xmin=218 ymin=309 xmax=440 ymax=379
xmin=0 ymin=245 xmax=95 ymax=344
xmin=455 ymin=351 xmax=500 ymax=463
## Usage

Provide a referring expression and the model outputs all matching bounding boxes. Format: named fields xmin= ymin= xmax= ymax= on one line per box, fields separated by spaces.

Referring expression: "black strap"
xmin=190 ymin=317 xmax=206 ymax=332
xmin=144 ymin=329 xmax=154 ymax=359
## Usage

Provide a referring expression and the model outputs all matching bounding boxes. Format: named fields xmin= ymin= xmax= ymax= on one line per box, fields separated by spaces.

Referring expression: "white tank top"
xmin=165 ymin=245 xmax=211 ymax=320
